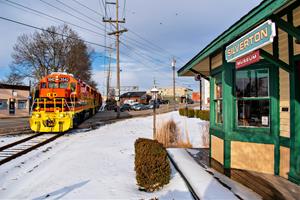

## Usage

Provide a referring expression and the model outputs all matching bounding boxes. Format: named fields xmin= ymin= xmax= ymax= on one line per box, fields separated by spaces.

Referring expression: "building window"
xmin=0 ymin=99 xmax=8 ymax=110
xmin=214 ymin=73 xmax=223 ymax=125
xmin=18 ymin=100 xmax=27 ymax=109
xmin=235 ymin=68 xmax=270 ymax=127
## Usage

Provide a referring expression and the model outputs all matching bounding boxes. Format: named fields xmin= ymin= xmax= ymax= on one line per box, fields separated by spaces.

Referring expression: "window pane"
xmin=59 ymin=82 xmax=68 ymax=89
xmin=215 ymin=100 xmax=223 ymax=124
xmin=41 ymin=82 xmax=47 ymax=88
xmin=18 ymin=100 xmax=27 ymax=109
xmin=48 ymin=82 xmax=57 ymax=88
xmin=215 ymin=73 xmax=222 ymax=99
xmin=0 ymin=99 xmax=8 ymax=110
xmin=237 ymin=100 xmax=270 ymax=127
xmin=236 ymin=69 xmax=268 ymax=97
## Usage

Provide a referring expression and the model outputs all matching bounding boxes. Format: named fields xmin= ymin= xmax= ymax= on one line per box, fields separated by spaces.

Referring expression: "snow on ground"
xmin=0 ymin=112 xmax=196 ymax=199
xmin=0 ymin=134 xmax=35 ymax=146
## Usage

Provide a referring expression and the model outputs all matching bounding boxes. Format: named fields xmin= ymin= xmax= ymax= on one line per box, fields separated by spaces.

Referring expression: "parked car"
xmin=131 ymin=103 xmax=147 ymax=111
xmin=187 ymin=98 xmax=194 ymax=104
xmin=160 ymin=99 xmax=169 ymax=104
xmin=149 ymin=99 xmax=160 ymax=105
xmin=114 ymin=104 xmax=131 ymax=112
xmin=146 ymin=101 xmax=160 ymax=109
xmin=120 ymin=104 xmax=131 ymax=112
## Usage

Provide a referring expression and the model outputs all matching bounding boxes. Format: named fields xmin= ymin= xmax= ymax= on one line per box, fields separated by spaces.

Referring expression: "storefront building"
xmin=178 ymin=0 xmax=300 ymax=185
xmin=0 ymin=84 xmax=30 ymax=118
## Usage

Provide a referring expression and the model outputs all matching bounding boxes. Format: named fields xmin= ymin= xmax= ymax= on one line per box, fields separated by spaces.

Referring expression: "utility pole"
xmin=103 ymin=0 xmax=127 ymax=118
xmin=171 ymin=58 xmax=176 ymax=111
xmin=106 ymin=44 xmax=112 ymax=100
xmin=151 ymin=79 xmax=159 ymax=139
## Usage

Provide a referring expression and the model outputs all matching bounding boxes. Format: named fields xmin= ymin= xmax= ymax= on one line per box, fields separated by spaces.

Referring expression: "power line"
xmin=124 ymin=26 xmax=185 ymax=63
xmin=0 ymin=16 xmax=113 ymax=49
xmin=120 ymin=41 xmax=169 ymax=67
xmin=3 ymin=0 xmax=111 ymax=40
xmin=7 ymin=0 xmax=180 ymax=70
xmin=40 ymin=0 xmax=105 ymax=32
xmin=71 ymin=0 xmax=104 ymax=17
xmin=55 ymin=0 xmax=105 ymax=29
xmin=59 ymin=0 xmax=173 ymax=60
xmin=54 ymin=1 xmax=179 ymax=68
xmin=54 ymin=0 xmax=177 ymax=64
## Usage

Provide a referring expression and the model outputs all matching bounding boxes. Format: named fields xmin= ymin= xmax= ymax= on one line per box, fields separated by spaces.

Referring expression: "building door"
xmin=9 ymin=99 xmax=15 ymax=115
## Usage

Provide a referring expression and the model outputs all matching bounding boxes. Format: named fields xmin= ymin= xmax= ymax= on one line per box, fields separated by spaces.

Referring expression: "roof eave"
xmin=177 ymin=0 xmax=292 ymax=77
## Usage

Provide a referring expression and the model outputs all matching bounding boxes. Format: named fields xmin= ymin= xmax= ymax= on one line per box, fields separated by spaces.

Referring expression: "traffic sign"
xmin=194 ymin=74 xmax=201 ymax=81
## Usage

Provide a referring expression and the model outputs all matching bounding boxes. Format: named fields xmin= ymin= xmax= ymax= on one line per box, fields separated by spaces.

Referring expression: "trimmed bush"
xmin=194 ymin=109 xmax=200 ymax=118
xmin=179 ymin=108 xmax=188 ymax=116
xmin=178 ymin=108 xmax=185 ymax=116
xmin=196 ymin=110 xmax=210 ymax=121
xmin=134 ymin=138 xmax=171 ymax=192
xmin=187 ymin=109 xmax=195 ymax=118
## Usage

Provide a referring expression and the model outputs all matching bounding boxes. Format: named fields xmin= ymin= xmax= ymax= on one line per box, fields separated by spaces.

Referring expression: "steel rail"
xmin=0 ymin=134 xmax=63 ymax=165
xmin=0 ymin=133 xmax=44 ymax=152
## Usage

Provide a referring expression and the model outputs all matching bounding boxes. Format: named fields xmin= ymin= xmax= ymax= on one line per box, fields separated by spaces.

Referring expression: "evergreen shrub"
xmin=134 ymin=138 xmax=171 ymax=192
xmin=194 ymin=109 xmax=200 ymax=118
xmin=178 ymin=108 xmax=185 ymax=116
xmin=196 ymin=110 xmax=210 ymax=121
xmin=187 ymin=109 xmax=195 ymax=118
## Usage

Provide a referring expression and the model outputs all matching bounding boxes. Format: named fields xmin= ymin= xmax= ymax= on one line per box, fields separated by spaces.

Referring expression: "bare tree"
xmin=10 ymin=24 xmax=97 ymax=88
xmin=2 ymin=71 xmax=24 ymax=85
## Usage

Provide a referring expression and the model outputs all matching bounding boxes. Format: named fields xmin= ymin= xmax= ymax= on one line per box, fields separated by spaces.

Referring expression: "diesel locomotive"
xmin=30 ymin=72 xmax=102 ymax=132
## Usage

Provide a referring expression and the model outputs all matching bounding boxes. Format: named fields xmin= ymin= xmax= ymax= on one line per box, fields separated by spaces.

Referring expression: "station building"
xmin=178 ymin=0 xmax=300 ymax=185
xmin=0 ymin=83 xmax=30 ymax=118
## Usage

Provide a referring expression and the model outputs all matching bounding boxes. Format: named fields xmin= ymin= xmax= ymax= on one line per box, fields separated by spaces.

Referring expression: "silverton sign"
xmin=225 ymin=20 xmax=276 ymax=62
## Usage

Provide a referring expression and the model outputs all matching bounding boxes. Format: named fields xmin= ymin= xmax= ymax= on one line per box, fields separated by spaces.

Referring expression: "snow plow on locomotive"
xmin=30 ymin=72 xmax=102 ymax=132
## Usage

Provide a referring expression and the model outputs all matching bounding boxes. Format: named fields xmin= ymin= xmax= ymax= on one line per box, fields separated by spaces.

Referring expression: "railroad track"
xmin=0 ymin=133 xmax=63 ymax=165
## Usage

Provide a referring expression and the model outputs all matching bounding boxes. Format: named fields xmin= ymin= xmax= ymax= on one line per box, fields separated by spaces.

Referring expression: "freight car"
xmin=30 ymin=72 xmax=102 ymax=132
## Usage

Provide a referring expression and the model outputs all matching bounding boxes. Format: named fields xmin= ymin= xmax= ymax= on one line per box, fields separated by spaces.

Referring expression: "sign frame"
xmin=225 ymin=20 xmax=276 ymax=62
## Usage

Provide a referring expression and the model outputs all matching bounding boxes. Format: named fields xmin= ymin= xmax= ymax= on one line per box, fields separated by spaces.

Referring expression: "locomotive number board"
xmin=48 ymin=77 xmax=69 ymax=82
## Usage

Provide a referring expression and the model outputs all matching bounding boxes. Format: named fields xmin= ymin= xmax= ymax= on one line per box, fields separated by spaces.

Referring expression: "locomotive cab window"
xmin=235 ymin=68 xmax=270 ymax=127
xmin=48 ymin=82 xmax=58 ymax=88
xmin=59 ymin=82 xmax=68 ymax=89
xmin=41 ymin=82 xmax=47 ymax=88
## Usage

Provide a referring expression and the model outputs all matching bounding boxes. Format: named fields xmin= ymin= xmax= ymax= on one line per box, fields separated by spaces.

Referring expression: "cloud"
xmin=0 ymin=0 xmax=262 ymax=91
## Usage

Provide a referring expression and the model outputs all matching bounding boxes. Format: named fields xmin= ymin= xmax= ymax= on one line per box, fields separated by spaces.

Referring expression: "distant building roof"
xmin=120 ymin=91 xmax=146 ymax=98
xmin=0 ymin=83 xmax=30 ymax=91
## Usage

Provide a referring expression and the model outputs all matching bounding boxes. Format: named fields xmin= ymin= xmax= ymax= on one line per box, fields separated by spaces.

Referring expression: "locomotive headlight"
xmin=59 ymin=113 xmax=65 ymax=118
xmin=35 ymin=114 xmax=41 ymax=118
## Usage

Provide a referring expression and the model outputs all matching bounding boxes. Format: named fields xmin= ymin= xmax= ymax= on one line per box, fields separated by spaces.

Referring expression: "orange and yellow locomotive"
xmin=30 ymin=72 xmax=102 ymax=132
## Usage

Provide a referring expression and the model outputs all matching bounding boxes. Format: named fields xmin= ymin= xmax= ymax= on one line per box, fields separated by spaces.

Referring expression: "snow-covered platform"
xmin=168 ymin=148 xmax=262 ymax=200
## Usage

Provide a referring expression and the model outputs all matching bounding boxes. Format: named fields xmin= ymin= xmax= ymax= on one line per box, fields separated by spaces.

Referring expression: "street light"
xmin=151 ymin=86 xmax=159 ymax=139
xmin=171 ymin=58 xmax=176 ymax=111
xmin=184 ymin=88 xmax=188 ymax=114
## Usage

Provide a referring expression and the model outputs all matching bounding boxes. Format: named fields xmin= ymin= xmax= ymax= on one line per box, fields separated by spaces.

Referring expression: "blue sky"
xmin=0 ymin=0 xmax=262 ymax=94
